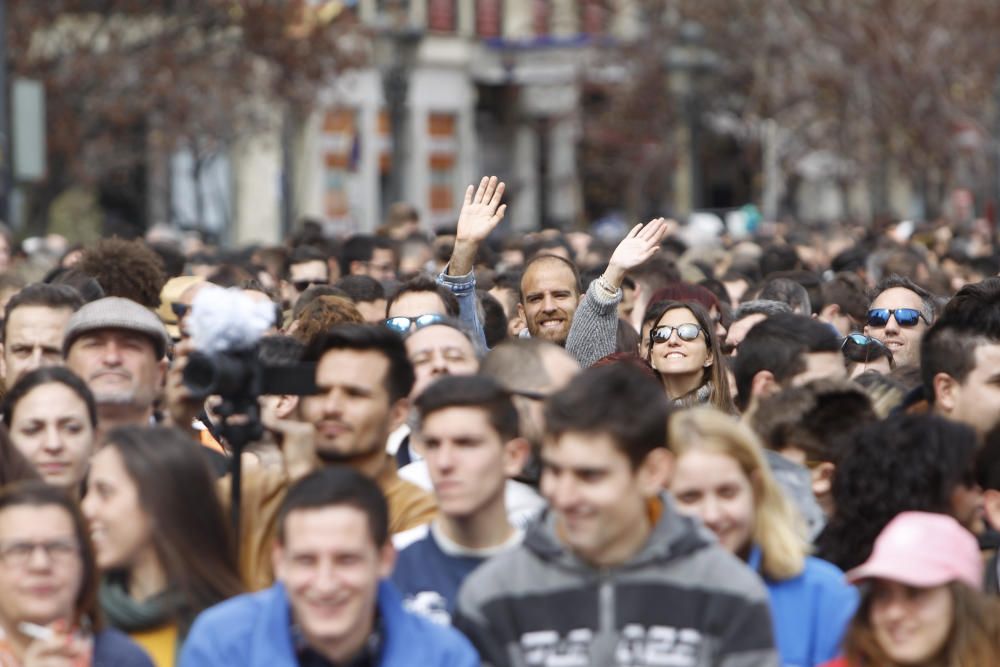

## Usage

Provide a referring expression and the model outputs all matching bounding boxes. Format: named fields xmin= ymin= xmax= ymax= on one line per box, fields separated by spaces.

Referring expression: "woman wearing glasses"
xmin=0 ymin=481 xmax=152 ymax=665
xmin=645 ymin=300 xmax=734 ymax=412
xmin=1 ymin=367 xmax=97 ymax=493
xmin=81 ymin=426 xmax=242 ymax=667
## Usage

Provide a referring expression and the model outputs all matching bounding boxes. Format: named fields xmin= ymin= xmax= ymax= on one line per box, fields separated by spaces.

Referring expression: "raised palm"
xmin=609 ymin=217 xmax=670 ymax=271
xmin=456 ymin=176 xmax=507 ymax=243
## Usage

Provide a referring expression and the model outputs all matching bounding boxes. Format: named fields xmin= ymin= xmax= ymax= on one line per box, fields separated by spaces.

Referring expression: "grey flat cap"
xmin=62 ymin=297 xmax=171 ymax=359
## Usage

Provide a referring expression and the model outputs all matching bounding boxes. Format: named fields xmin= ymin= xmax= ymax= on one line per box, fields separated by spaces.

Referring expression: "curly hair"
xmin=77 ymin=238 xmax=166 ymax=309
xmin=815 ymin=414 xmax=977 ymax=571
xmin=290 ymin=295 xmax=364 ymax=348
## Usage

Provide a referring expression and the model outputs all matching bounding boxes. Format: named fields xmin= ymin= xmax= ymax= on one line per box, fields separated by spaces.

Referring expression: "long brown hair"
xmin=0 ymin=481 xmax=103 ymax=631
xmin=647 ymin=301 xmax=734 ymax=413
xmin=102 ymin=426 xmax=243 ymax=626
xmin=844 ymin=581 xmax=1000 ymax=666
xmin=0 ymin=425 xmax=41 ymax=486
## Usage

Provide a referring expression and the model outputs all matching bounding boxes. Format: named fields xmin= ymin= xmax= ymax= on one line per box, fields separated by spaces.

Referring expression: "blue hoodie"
xmin=749 ymin=546 xmax=858 ymax=667
xmin=179 ymin=580 xmax=479 ymax=667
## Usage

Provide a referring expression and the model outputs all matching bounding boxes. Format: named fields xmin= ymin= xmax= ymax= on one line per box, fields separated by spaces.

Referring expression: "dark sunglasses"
xmin=842 ymin=333 xmax=895 ymax=368
xmin=170 ymin=302 xmax=189 ymax=319
xmin=842 ymin=333 xmax=887 ymax=351
xmin=866 ymin=308 xmax=927 ymax=328
xmin=650 ymin=323 xmax=703 ymax=344
xmin=385 ymin=313 xmax=446 ymax=334
xmin=293 ymin=279 xmax=327 ymax=293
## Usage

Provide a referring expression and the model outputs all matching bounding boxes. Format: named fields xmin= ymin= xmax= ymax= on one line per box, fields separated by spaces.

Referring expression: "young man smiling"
xmin=181 ymin=468 xmax=477 ymax=666
xmin=392 ymin=375 xmax=529 ymax=625
xmin=454 ymin=363 xmax=777 ymax=667
xmin=227 ymin=324 xmax=437 ymax=590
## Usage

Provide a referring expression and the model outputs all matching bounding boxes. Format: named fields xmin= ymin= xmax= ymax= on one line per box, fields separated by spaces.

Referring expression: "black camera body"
xmin=183 ymin=350 xmax=317 ymax=401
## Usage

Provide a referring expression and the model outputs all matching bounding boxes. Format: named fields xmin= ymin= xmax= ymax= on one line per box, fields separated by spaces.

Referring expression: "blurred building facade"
xmin=231 ymin=0 xmax=642 ymax=244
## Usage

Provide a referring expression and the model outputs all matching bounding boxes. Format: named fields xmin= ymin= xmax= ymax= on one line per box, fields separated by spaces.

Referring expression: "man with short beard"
xmin=438 ymin=176 xmax=667 ymax=365
xmin=517 ymin=222 xmax=669 ymax=367
xmin=231 ymin=324 xmax=437 ymax=590
xmin=62 ymin=297 xmax=170 ymax=434
xmin=863 ymin=275 xmax=935 ymax=368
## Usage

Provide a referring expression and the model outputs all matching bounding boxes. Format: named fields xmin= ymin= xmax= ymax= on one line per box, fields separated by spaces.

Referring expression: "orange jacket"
xmin=219 ymin=454 xmax=437 ymax=591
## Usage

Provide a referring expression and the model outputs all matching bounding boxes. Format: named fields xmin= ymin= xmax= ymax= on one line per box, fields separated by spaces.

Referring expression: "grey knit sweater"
xmin=565 ymin=280 xmax=623 ymax=368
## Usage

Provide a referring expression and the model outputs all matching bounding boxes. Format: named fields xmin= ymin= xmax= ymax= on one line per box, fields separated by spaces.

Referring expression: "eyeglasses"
xmin=650 ymin=323 xmax=703 ymax=344
xmin=170 ymin=302 xmax=189 ymax=319
xmin=0 ymin=539 xmax=78 ymax=568
xmin=385 ymin=314 xmax=446 ymax=334
xmin=866 ymin=308 xmax=927 ymax=328
xmin=293 ymin=280 xmax=327 ymax=293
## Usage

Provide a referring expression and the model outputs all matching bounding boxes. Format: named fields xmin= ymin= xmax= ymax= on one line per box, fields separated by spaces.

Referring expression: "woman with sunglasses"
xmin=820 ymin=512 xmax=1000 ymax=667
xmin=81 ymin=426 xmax=243 ymax=667
xmin=645 ymin=301 xmax=734 ymax=412
xmin=1 ymin=367 xmax=98 ymax=493
xmin=0 ymin=481 xmax=152 ymax=665
xmin=669 ymin=409 xmax=858 ymax=667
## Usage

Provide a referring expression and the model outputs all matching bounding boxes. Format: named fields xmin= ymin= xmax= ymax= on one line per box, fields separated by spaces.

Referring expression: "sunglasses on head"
xmin=842 ymin=333 xmax=895 ymax=367
xmin=650 ymin=323 xmax=703 ymax=344
xmin=866 ymin=308 xmax=927 ymax=328
xmin=384 ymin=313 xmax=446 ymax=334
xmin=842 ymin=333 xmax=888 ymax=351
xmin=293 ymin=279 xmax=327 ymax=293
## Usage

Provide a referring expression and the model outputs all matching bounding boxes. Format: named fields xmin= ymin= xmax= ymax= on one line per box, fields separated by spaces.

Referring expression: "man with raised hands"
xmin=438 ymin=176 xmax=669 ymax=366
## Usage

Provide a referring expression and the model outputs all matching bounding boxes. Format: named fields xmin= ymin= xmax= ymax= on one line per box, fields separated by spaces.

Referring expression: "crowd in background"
xmin=0 ymin=176 xmax=994 ymax=665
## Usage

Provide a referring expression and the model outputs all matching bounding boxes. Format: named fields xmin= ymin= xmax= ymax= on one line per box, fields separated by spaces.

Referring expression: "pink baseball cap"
xmin=846 ymin=512 xmax=982 ymax=589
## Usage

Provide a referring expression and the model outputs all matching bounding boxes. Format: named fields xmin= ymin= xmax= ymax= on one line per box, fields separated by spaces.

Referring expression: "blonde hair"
xmin=669 ymin=408 xmax=808 ymax=580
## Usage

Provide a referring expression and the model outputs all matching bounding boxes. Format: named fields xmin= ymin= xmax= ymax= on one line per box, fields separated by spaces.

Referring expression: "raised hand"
xmin=604 ymin=218 xmax=670 ymax=288
xmin=457 ymin=176 xmax=507 ymax=243
xmin=448 ymin=176 xmax=506 ymax=275
xmin=261 ymin=405 xmax=318 ymax=482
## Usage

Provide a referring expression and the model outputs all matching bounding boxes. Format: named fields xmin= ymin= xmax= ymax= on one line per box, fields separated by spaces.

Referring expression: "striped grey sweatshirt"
xmin=453 ymin=495 xmax=779 ymax=667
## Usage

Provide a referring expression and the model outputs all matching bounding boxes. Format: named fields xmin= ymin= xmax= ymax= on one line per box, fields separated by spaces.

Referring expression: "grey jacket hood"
xmin=522 ymin=493 xmax=717 ymax=574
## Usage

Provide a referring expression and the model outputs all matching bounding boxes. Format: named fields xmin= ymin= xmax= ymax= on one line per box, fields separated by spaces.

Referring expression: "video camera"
xmin=179 ymin=286 xmax=319 ymax=544
xmin=183 ymin=349 xmax=316 ymax=401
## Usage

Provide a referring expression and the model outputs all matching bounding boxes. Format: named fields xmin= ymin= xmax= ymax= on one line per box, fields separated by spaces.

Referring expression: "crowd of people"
xmin=0 ymin=175 xmax=995 ymax=665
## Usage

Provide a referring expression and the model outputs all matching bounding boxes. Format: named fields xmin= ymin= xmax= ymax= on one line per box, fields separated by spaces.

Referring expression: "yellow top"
xmin=129 ymin=624 xmax=177 ymax=667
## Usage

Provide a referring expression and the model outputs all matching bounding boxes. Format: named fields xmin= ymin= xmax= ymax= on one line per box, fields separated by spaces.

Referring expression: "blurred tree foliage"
xmin=582 ymin=0 xmax=1000 ymax=221
xmin=9 ymin=0 xmax=365 ymax=233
